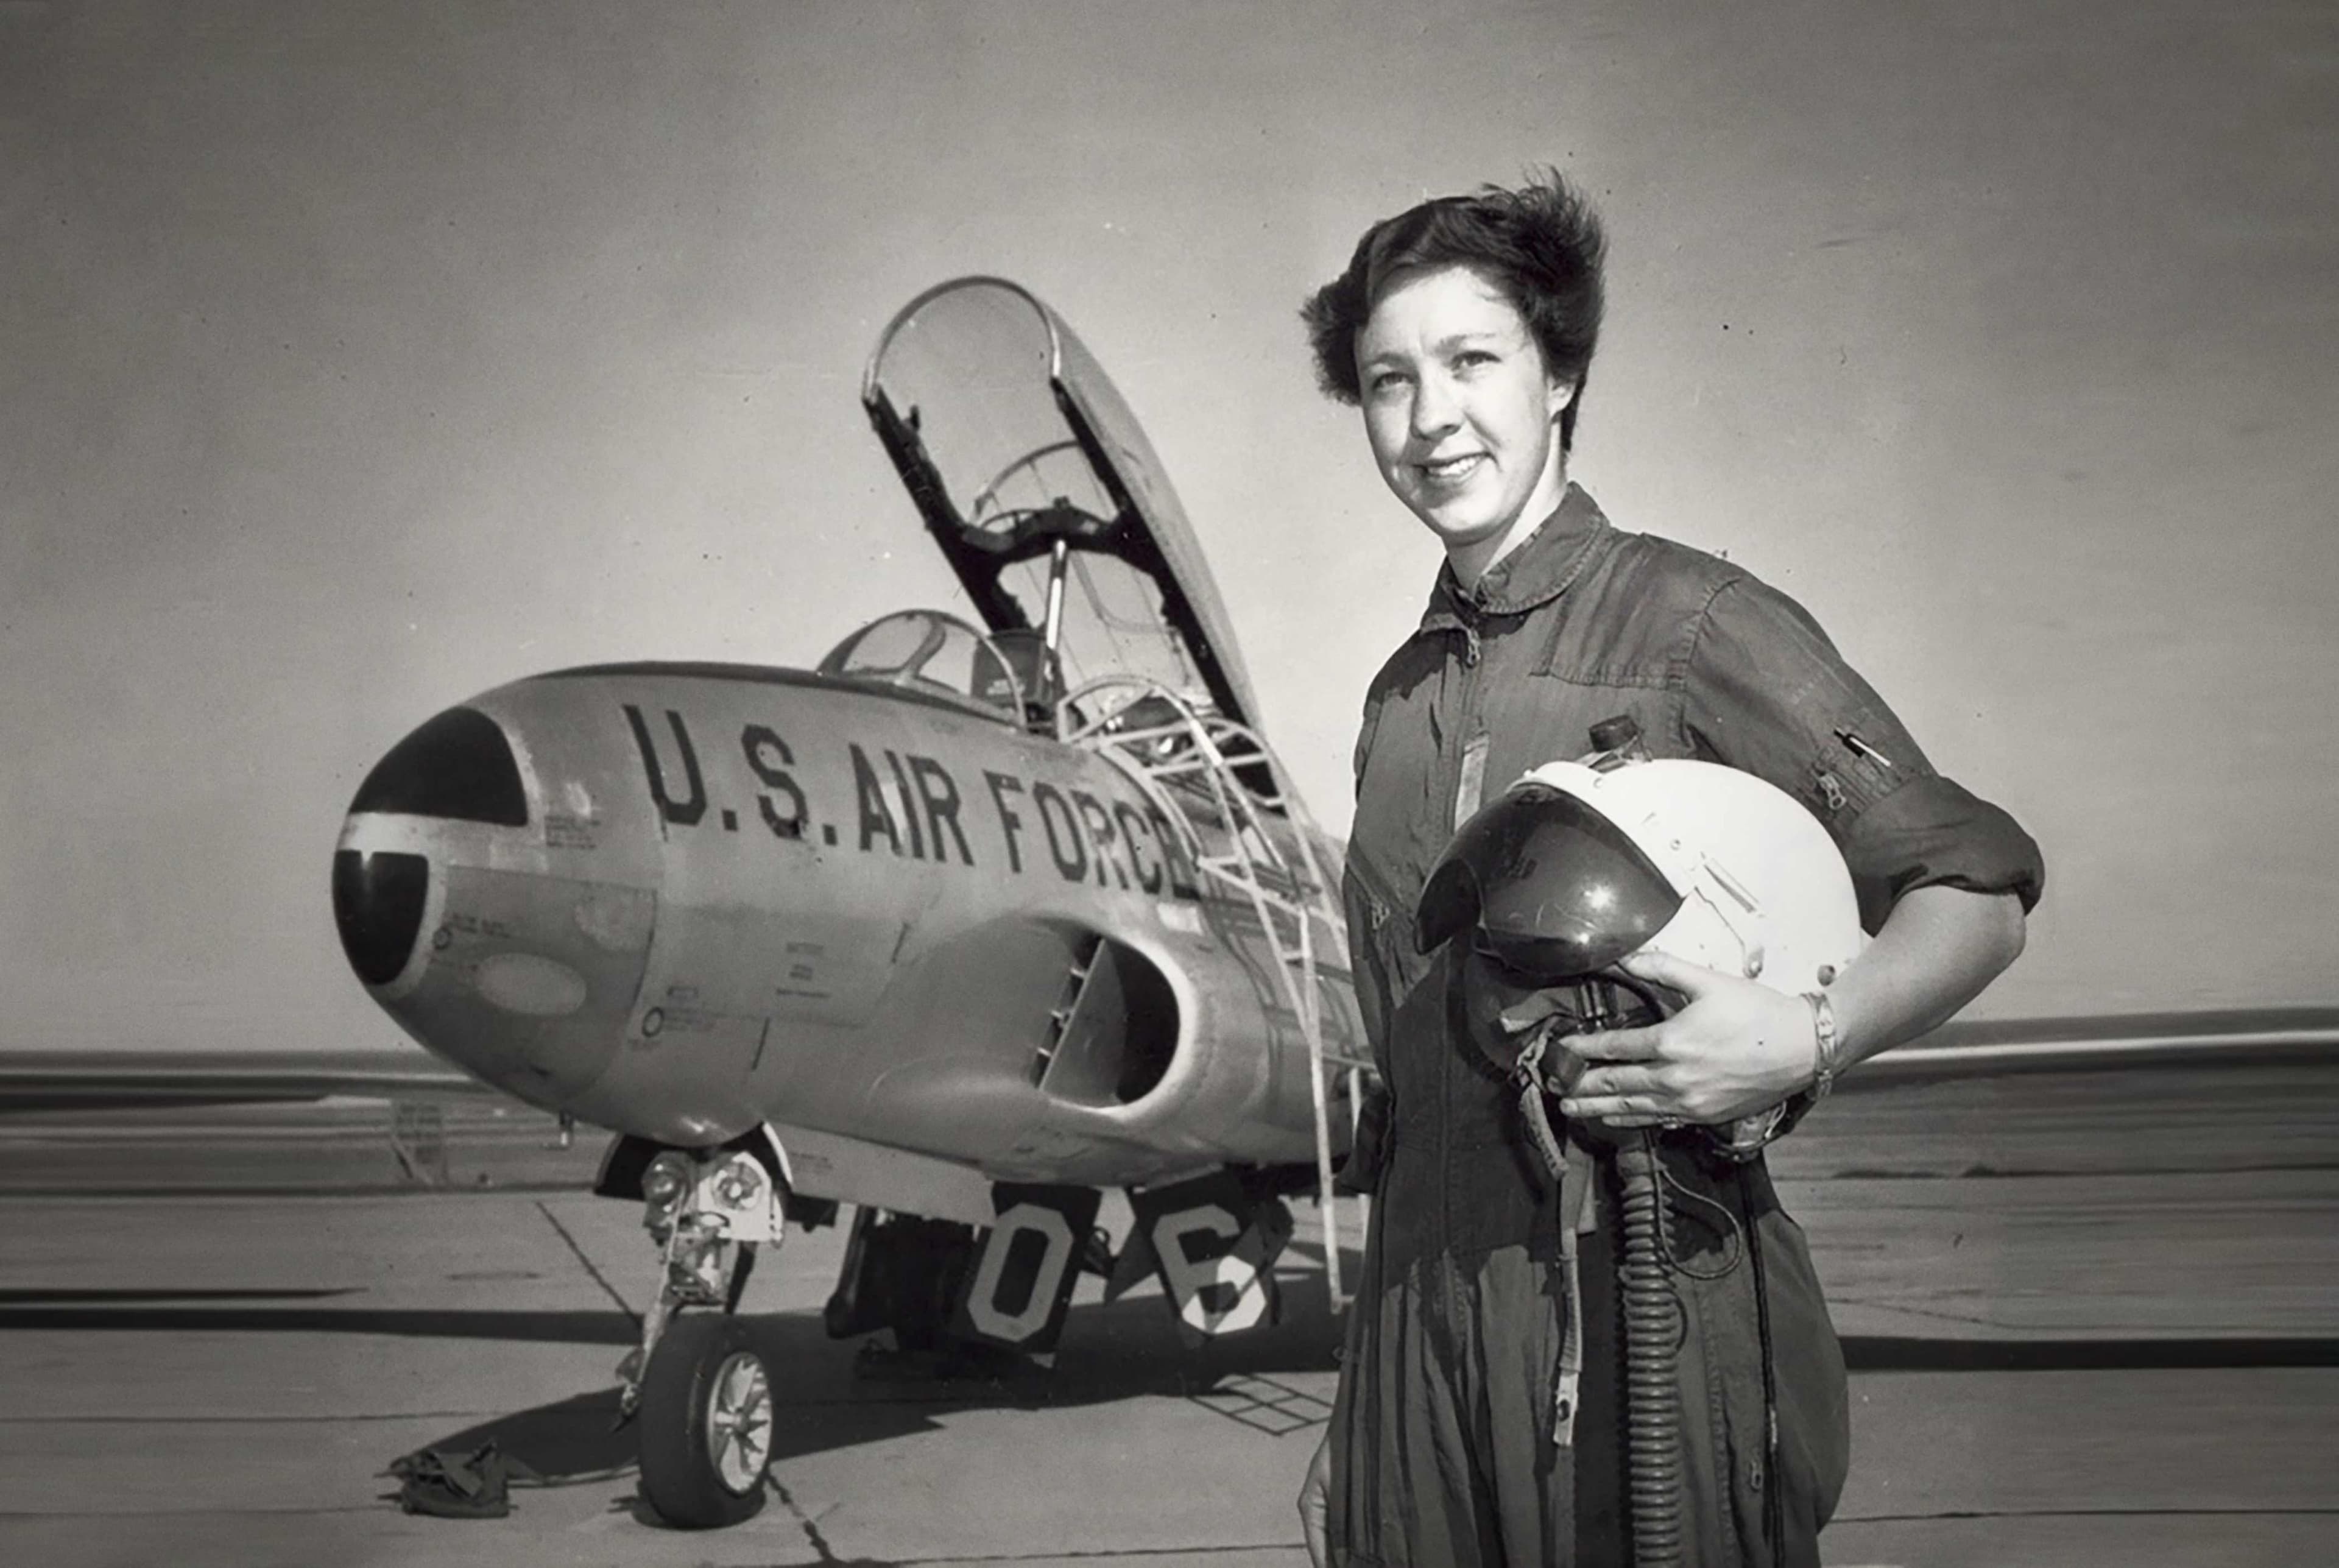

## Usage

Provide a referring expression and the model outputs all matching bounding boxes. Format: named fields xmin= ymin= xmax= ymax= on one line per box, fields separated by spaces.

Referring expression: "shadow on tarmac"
xmin=10 ymin=1273 xmax=2339 ymax=1380
xmin=408 ymin=1387 xmax=640 ymax=1488
xmin=9 ymin=1299 xmax=2327 ymax=1369
xmin=361 ymin=1287 xmax=1350 ymax=1492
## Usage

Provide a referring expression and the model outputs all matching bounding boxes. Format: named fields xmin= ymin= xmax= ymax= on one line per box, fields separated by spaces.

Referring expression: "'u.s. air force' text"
xmin=622 ymin=705 xmax=1201 ymax=897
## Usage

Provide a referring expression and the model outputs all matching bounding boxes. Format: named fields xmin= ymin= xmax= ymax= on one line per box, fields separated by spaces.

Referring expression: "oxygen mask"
xmin=1457 ymin=945 xmax=1679 ymax=1118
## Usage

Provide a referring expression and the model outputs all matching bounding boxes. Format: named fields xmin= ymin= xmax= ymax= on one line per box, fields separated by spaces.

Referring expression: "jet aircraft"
xmin=326 ymin=277 xmax=1373 ymax=1525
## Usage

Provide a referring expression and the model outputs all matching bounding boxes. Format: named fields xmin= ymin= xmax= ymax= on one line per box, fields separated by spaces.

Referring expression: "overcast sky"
xmin=4 ymin=0 xmax=2334 ymax=1056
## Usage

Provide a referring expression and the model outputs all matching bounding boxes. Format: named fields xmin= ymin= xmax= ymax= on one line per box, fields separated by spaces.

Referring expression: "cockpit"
xmin=816 ymin=609 xmax=1046 ymax=729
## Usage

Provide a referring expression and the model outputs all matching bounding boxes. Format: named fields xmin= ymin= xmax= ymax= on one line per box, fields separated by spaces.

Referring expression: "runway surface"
xmin=2 ymin=1061 xmax=2334 ymax=1567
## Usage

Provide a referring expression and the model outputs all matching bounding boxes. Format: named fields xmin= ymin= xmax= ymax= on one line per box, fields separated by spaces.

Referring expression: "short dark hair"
xmin=1301 ymin=168 xmax=1607 ymax=451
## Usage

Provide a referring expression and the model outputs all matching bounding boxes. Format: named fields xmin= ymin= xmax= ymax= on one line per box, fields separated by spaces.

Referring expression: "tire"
xmin=638 ymin=1314 xmax=774 ymax=1528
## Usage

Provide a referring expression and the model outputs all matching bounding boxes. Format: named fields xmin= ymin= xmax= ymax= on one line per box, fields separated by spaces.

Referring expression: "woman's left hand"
xmin=1556 ymin=950 xmax=1816 ymax=1128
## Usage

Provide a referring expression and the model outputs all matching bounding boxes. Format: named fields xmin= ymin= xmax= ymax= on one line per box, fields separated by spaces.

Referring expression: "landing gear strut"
xmin=616 ymin=1146 xmax=787 ymax=1527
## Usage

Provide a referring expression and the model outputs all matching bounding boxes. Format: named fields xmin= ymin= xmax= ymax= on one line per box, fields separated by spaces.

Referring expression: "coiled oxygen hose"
xmin=1614 ymin=1133 xmax=1684 ymax=1568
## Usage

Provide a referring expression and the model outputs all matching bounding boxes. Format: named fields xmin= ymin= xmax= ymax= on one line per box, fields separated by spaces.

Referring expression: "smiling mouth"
xmin=1416 ymin=453 xmax=1486 ymax=484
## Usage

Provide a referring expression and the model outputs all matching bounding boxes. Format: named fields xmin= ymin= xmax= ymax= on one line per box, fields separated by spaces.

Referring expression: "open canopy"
xmin=861 ymin=277 xmax=1261 ymax=732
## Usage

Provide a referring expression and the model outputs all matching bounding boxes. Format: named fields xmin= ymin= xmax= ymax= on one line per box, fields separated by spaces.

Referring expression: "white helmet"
xmin=1417 ymin=757 xmax=1867 ymax=1069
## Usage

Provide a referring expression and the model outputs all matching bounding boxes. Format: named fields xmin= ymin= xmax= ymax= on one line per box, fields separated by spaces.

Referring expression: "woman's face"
xmin=1355 ymin=265 xmax=1573 ymax=581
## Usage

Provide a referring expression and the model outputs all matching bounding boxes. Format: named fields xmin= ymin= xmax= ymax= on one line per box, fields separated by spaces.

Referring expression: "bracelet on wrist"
xmin=1805 ymin=989 xmax=1842 ymax=1103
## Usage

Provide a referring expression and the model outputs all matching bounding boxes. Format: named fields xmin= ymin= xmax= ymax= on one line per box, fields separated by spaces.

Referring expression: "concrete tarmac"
xmin=3 ymin=1062 xmax=2335 ymax=1567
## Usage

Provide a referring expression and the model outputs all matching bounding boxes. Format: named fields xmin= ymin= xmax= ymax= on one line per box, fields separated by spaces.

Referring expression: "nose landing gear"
xmin=618 ymin=1146 xmax=787 ymax=1527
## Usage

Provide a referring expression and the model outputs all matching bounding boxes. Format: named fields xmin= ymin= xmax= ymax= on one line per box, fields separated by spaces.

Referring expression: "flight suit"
xmin=1326 ymin=484 xmax=2043 ymax=1566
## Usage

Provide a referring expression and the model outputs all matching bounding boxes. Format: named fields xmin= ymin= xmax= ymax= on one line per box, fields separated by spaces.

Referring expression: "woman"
xmin=1295 ymin=172 xmax=2043 ymax=1565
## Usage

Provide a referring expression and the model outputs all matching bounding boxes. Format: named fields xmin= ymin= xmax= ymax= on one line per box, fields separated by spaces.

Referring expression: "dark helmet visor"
xmin=1414 ymin=783 xmax=1683 ymax=983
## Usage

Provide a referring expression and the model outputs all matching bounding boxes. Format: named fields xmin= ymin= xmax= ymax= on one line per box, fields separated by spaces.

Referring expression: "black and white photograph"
xmin=3 ymin=3 xmax=2333 ymax=1564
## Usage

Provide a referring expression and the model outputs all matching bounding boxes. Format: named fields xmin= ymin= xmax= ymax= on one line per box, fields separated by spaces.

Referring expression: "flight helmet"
xmin=1417 ymin=756 xmax=1867 ymax=1087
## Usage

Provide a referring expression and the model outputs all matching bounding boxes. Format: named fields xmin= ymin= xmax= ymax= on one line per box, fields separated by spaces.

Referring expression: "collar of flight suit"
xmin=1416 ymin=481 xmax=1614 ymax=640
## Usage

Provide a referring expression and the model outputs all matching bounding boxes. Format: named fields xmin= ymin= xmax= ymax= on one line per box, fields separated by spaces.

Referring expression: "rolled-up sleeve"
xmin=1682 ymin=577 xmax=2044 ymax=931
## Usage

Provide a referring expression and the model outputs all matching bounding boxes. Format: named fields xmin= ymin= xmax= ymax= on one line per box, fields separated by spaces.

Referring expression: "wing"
xmin=0 ymin=1049 xmax=489 ymax=1114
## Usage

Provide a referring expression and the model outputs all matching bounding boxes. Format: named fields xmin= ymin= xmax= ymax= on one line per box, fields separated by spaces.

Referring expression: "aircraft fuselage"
xmin=334 ymin=662 xmax=1356 ymax=1188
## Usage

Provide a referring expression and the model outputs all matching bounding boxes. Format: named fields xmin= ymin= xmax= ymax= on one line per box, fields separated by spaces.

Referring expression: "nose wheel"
xmin=637 ymin=1313 xmax=775 ymax=1527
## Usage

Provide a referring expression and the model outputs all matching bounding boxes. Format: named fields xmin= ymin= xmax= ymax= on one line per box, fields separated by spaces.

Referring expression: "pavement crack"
xmin=768 ymin=1475 xmax=842 ymax=1563
xmin=534 ymin=1199 xmax=639 ymax=1323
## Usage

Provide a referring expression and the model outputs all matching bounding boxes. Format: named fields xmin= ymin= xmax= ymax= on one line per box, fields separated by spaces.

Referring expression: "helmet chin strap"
xmin=1505 ymin=1019 xmax=1578 ymax=1177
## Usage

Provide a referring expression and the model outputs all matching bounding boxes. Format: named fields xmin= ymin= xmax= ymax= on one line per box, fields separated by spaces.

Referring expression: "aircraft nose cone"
xmin=333 ymin=849 xmax=429 ymax=986
xmin=333 ymin=703 xmax=526 ymax=992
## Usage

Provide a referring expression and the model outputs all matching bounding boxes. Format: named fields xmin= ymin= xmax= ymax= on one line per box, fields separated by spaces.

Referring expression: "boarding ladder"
xmin=1060 ymin=676 xmax=1366 ymax=1310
